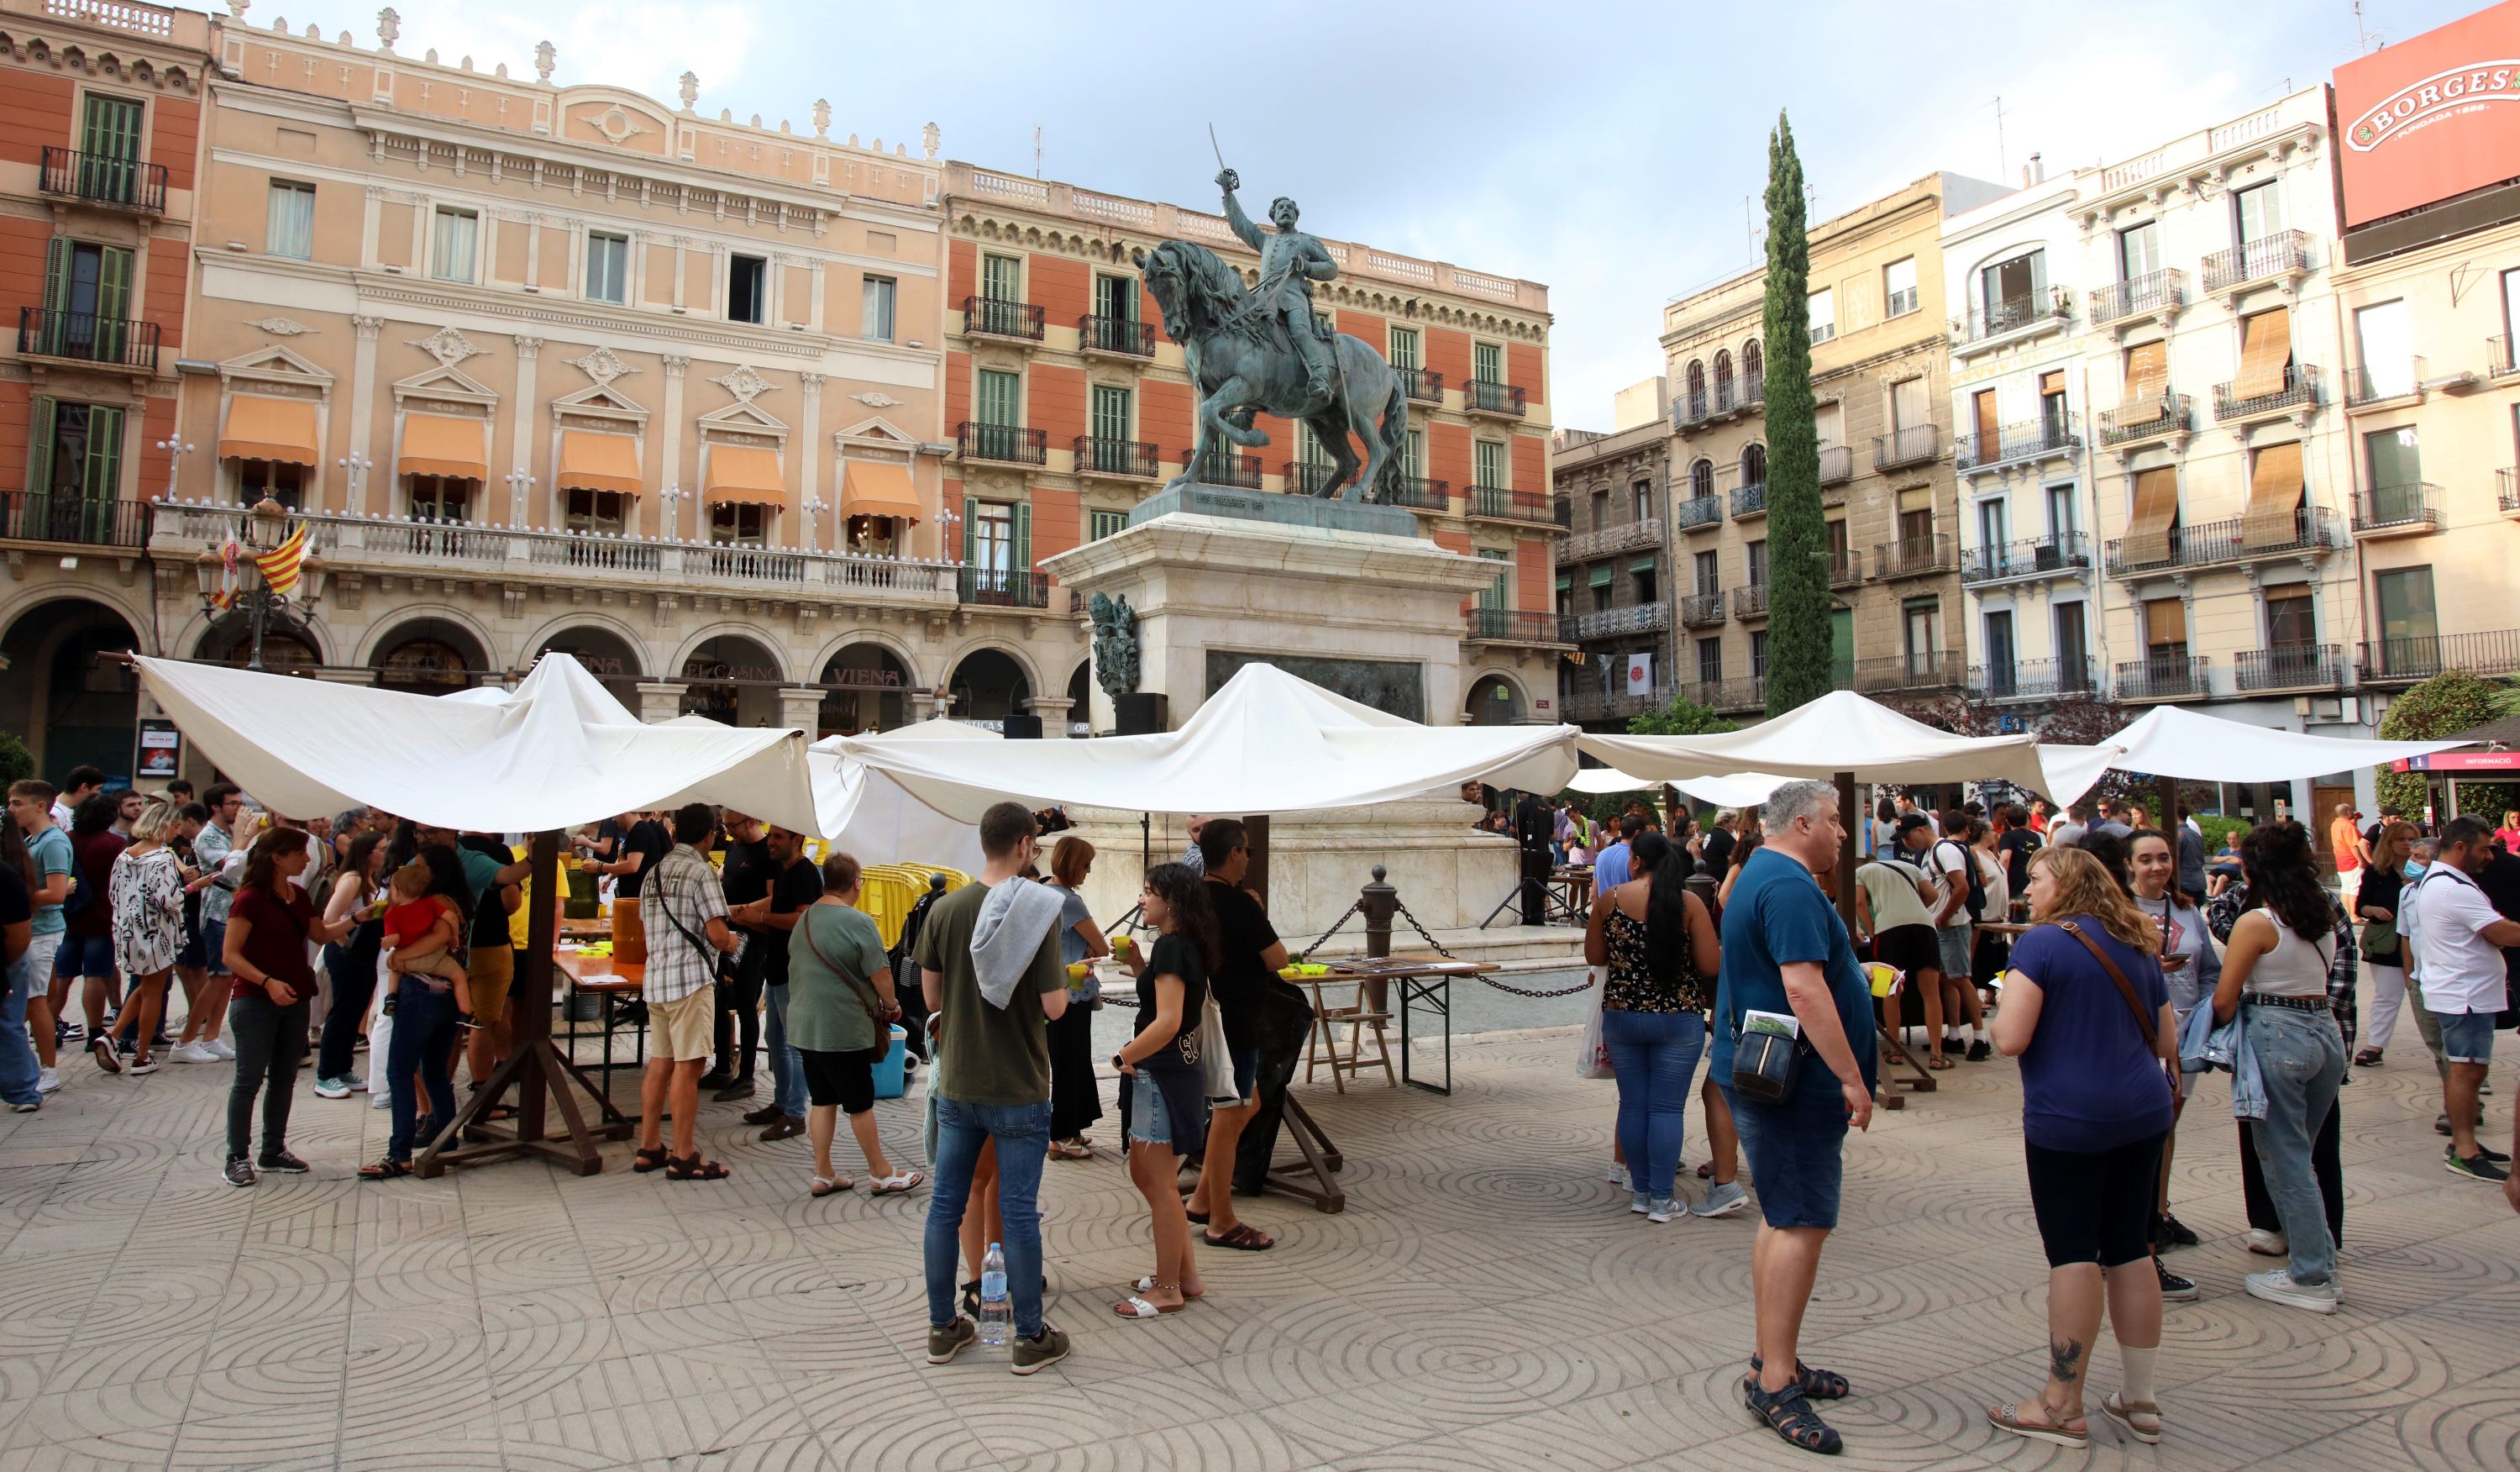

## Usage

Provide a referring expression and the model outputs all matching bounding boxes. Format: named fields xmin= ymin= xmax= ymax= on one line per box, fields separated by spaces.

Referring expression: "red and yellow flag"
xmin=255 ymin=522 xmax=307 ymax=598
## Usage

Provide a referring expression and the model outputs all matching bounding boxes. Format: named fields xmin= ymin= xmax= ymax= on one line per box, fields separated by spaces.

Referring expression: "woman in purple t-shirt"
xmin=1987 ymin=845 xmax=2179 ymax=1452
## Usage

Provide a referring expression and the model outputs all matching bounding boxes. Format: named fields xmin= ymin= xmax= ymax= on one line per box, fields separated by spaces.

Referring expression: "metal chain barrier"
xmin=1293 ymin=898 xmax=1365 ymax=962
xmin=1298 ymin=894 xmax=1595 ymax=996
xmin=1472 ymin=971 xmax=1599 ymax=999
xmin=1389 ymin=897 xmax=1458 ymax=960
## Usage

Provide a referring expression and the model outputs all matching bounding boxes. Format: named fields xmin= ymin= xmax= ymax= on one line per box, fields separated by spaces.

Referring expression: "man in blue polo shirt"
xmin=1710 ymin=777 xmax=1877 ymax=1456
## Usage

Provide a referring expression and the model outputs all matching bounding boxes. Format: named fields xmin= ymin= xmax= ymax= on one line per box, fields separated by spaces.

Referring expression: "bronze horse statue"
xmin=1135 ymin=239 xmax=1408 ymax=503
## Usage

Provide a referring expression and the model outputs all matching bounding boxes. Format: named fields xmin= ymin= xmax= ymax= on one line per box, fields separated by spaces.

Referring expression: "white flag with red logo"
xmin=1625 ymin=653 xmax=1653 ymax=696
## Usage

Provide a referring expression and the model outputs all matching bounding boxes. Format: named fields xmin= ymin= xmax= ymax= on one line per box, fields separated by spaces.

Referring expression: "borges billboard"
xmin=2336 ymin=0 xmax=2520 ymax=228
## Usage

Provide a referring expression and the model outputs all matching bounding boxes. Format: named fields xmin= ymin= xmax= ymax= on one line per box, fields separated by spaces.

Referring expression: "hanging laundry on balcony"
xmin=554 ymin=429 xmax=643 ymax=496
xmin=217 ymin=396 xmax=320 ymax=466
xmin=702 ymin=445 xmax=785 ymax=505
xmin=397 ymin=413 xmax=490 ymax=481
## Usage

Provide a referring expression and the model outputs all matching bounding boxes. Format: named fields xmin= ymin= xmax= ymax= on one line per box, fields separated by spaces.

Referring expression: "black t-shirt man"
xmin=763 ymin=854 xmax=825 ymax=985
xmin=1204 ymin=879 xmax=1282 ymax=1054
xmin=616 ymin=818 xmax=671 ymax=897
xmin=1997 ymin=826 xmax=2042 ymax=894
xmin=2475 ymin=849 xmax=2520 ymax=985
xmin=1699 ymin=826 xmax=1736 ymax=878
xmin=720 ymin=836 xmax=775 ymax=910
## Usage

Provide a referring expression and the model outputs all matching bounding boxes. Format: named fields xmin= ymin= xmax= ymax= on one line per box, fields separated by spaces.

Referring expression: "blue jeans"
xmin=0 ymin=948 xmax=40 ymax=1106
xmin=1602 ymin=1008 xmax=1705 ymax=1199
xmin=764 ymin=982 xmax=806 ymax=1121
xmin=2246 ymin=1004 xmax=2346 ymax=1285
xmin=924 ymin=1096 xmax=1053 ymax=1338
xmin=387 ymin=980 xmax=459 ymax=1163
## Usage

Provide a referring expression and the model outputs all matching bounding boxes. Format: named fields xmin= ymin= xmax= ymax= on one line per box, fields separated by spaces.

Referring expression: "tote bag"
xmin=1575 ymin=971 xmax=1613 ymax=1079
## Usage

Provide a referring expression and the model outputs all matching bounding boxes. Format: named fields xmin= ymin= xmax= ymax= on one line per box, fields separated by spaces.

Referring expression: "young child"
xmin=379 ymin=861 xmax=474 ymax=1019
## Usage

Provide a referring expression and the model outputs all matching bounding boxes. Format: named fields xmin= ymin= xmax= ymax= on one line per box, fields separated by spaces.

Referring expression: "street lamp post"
xmin=659 ymin=481 xmax=685 ymax=541
xmin=339 ymin=451 xmax=375 ymax=517
xmin=801 ymin=490 xmax=826 ymax=551
xmin=155 ymin=437 xmax=195 ymax=501
xmin=195 ymin=497 xmax=324 ymax=673
xmin=504 ymin=468 xmax=536 ymax=528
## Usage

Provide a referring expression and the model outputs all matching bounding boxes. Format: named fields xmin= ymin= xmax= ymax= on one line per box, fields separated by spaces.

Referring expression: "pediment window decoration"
xmin=552 ymin=345 xmax=649 ymax=435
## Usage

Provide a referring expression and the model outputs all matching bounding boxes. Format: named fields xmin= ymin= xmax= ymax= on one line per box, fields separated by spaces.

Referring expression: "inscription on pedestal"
xmin=1205 ymin=650 xmax=1424 ymax=722
xmin=1131 ymin=481 xmax=1421 ymax=538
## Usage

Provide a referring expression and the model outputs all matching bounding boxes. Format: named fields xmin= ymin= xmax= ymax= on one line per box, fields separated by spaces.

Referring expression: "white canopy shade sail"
xmin=808 ymin=718 xmax=998 ymax=873
xmin=1565 ymin=766 xmax=1788 ymax=809
xmin=133 ymin=654 xmax=822 ymax=836
xmin=2035 ymin=705 xmax=2470 ymax=807
xmin=819 ymin=662 xmax=1580 ymax=823
xmin=1579 ymin=690 xmax=2054 ymax=794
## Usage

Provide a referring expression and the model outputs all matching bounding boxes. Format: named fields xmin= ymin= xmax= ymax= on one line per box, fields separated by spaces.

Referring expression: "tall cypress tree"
xmin=1761 ymin=112 xmax=1830 ymax=716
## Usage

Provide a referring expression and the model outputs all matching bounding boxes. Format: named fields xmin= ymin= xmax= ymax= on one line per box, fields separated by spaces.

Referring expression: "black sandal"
xmin=356 ymin=1157 xmax=412 ymax=1180
xmin=631 ymin=1145 xmax=669 ymax=1173
xmin=960 ymin=1280 xmax=980 ymax=1318
xmin=664 ymin=1155 xmax=730 ymax=1181
xmin=1750 ymin=1354 xmax=1851 ymax=1401
xmin=1745 ymin=1380 xmax=1842 ymax=1454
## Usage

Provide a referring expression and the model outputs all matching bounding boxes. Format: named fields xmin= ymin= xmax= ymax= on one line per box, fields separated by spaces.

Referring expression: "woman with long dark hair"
xmin=1042 ymin=836 xmax=1109 ymax=1159
xmin=220 ymin=827 xmax=355 ymax=1186
xmin=2353 ymin=820 xmax=2415 ymax=1068
xmin=0 ymin=816 xmax=42 ymax=1110
xmin=1584 ymin=831 xmax=1721 ymax=1222
xmin=313 ymin=831 xmax=390 ymax=1099
xmin=1109 ymin=862 xmax=1218 ymax=1317
xmin=2126 ymin=828 xmax=2218 ymax=1294
xmin=2210 ymin=823 xmax=2349 ymax=1313
xmin=60 ymin=791 xmax=124 ymax=1072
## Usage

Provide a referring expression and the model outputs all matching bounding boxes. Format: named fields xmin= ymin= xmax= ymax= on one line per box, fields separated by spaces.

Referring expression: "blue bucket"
xmin=872 ymin=1024 xmax=910 ymax=1100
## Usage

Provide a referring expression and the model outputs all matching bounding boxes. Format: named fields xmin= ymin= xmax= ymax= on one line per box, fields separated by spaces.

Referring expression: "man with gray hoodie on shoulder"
xmin=916 ymin=801 xmax=1074 ymax=1375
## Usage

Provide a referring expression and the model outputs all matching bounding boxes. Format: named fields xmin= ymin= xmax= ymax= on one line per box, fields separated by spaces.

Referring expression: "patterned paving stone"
xmin=2 ymin=1020 xmax=2517 ymax=1469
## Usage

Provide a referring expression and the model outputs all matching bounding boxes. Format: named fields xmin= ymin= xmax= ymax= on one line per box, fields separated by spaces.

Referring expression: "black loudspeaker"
xmin=1114 ymin=692 xmax=1168 ymax=735
xmin=1000 ymin=713 xmax=1043 ymax=739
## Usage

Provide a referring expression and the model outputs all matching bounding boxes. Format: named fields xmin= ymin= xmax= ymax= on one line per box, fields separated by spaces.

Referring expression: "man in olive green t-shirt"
xmin=915 ymin=802 xmax=1071 ymax=1374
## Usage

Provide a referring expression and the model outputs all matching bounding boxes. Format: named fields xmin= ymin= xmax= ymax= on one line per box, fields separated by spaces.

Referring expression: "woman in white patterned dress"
xmin=108 ymin=797 xmax=189 ymax=1075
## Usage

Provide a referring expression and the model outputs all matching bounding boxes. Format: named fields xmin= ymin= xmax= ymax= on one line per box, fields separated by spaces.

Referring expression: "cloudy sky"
xmin=215 ymin=0 xmax=2480 ymax=425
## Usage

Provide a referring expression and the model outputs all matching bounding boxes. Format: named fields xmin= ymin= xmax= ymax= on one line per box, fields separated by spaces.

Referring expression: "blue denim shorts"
xmin=2439 ymin=1008 xmax=2498 ymax=1065
xmin=52 ymin=933 xmax=114 ymax=980
xmin=201 ymin=918 xmax=231 ymax=976
xmin=1721 ymin=1082 xmax=1849 ymax=1230
xmin=1229 ymin=1043 xmax=1258 ymax=1102
xmin=1128 ymin=1072 xmax=1171 ymax=1145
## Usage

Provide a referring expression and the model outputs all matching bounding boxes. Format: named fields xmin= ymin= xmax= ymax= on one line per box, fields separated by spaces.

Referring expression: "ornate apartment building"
xmin=1656 ymin=171 xmax=2003 ymax=719
xmin=0 ymin=0 xmax=208 ymax=778
xmin=0 ymin=3 xmax=1556 ymax=781
xmin=1550 ymin=421 xmax=1669 ymax=729
xmin=933 ymin=164 xmax=1561 ymax=726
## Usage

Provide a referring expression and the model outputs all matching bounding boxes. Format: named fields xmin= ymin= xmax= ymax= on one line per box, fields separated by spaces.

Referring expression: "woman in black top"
xmin=1111 ymin=861 xmax=1217 ymax=1319
xmin=2351 ymin=819 xmax=2412 ymax=1067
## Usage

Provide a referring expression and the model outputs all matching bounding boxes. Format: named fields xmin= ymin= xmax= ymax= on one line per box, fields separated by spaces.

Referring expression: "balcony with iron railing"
xmin=2105 ymin=506 xmax=2336 ymax=576
xmin=2114 ymin=655 xmax=2213 ymax=702
xmin=1872 ymin=532 xmax=1956 ymax=581
xmin=958 ymin=422 xmax=1047 ymax=465
xmin=1 ymin=492 xmax=151 ymax=549
xmin=1462 ymin=380 xmax=1527 ymax=418
xmin=2344 ymin=358 xmax=2424 ymax=409
xmin=1829 ymin=547 xmax=1863 ymax=586
xmin=2200 ymin=230 xmax=2313 ymax=295
xmin=2235 ymin=644 xmax=2347 ymax=694
xmin=148 ymin=499 xmax=963 ymax=609
xmin=2491 ymin=335 xmax=2519 ymax=381
xmin=1562 ymin=517 xmax=1662 ymax=561
xmin=1465 ymin=607 xmax=1569 ymax=645
xmin=1817 ymin=444 xmax=1852 ymax=486
xmin=1852 ymin=649 xmax=1963 ymax=694
xmin=2350 ymin=482 xmax=2441 ymax=539
xmin=2097 ymin=392 xmax=2191 ymax=449
xmin=1563 ymin=686 xmax=1673 ymax=723
xmin=1184 ymin=448 xmax=1263 ymax=490
xmin=2356 ymin=628 xmax=2520 ymax=687
xmin=959 ymin=567 xmax=1053 ymax=609
xmin=17 ymin=307 xmax=159 ymax=372
xmin=2090 ymin=269 xmax=2187 ymax=329
xmin=2213 ymin=363 xmax=2322 ymax=423
xmin=1687 ymin=676 xmax=1772 ymax=714
xmin=1732 ymin=583 xmax=1769 ymax=620
xmin=1952 ymin=287 xmax=2072 ymax=350
xmin=1730 ymin=482 xmax=1767 ymax=519
xmin=1385 ymin=476 xmax=1451 ymax=513
xmin=39 ymin=146 xmax=167 ymax=213
xmin=1078 ymin=314 xmax=1154 ymax=358
xmin=1282 ymin=461 xmax=1336 ymax=496
xmin=962 ymin=295 xmax=1044 ymax=342
xmin=1075 ymin=436 xmax=1160 ymax=480
xmin=1968 ymin=657 xmax=2099 ymax=703
xmin=1467 ymin=485 xmax=1557 ymax=527
xmin=1956 ymin=413 xmax=2081 ymax=472
xmin=1961 ymin=532 xmax=2092 ymax=586
xmin=1874 ymin=423 xmax=1940 ymax=471
xmin=1562 ymin=602 xmax=1671 ymax=640
xmin=1679 ymin=592 xmax=1726 ymax=628
xmin=1674 ymin=377 xmax=1765 ymax=429
xmin=2502 ymin=466 xmax=2520 ymax=518
xmin=1676 ymin=494 xmax=1724 ymax=530
xmin=1399 ymin=367 xmax=1444 ymax=405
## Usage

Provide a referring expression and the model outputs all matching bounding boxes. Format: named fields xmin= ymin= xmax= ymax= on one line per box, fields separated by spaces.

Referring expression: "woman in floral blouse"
xmin=107 ymin=796 xmax=190 ymax=1075
xmin=1584 ymin=830 xmax=1722 ymax=1222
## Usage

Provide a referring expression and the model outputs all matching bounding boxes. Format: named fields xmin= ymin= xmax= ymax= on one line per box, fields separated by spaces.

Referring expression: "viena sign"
xmin=2345 ymin=60 xmax=2520 ymax=152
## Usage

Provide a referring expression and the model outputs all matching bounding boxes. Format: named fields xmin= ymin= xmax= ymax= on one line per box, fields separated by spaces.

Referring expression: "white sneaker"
xmin=313 ymin=1077 xmax=354 ymax=1100
xmin=171 ymin=1041 xmax=217 ymax=1065
xmin=2244 ymin=1268 xmax=2339 ymax=1314
xmin=1606 ymin=1160 xmax=1625 ymax=1184
xmin=2246 ymin=1228 xmax=2288 ymax=1256
xmin=1646 ymin=1197 xmax=1682 ymax=1224
xmin=35 ymin=1068 xmax=60 ymax=1095
xmin=207 ymin=1038 xmax=235 ymax=1060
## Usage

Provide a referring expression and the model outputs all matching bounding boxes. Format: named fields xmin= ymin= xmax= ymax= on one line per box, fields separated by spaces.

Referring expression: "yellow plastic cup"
xmin=1865 ymin=962 xmax=1899 ymax=999
xmin=1112 ymin=933 xmax=1137 ymax=955
xmin=1066 ymin=961 xmax=1091 ymax=981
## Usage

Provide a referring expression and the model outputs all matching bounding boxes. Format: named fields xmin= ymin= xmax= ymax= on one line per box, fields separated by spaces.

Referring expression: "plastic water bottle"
xmin=977 ymin=1243 xmax=1011 ymax=1347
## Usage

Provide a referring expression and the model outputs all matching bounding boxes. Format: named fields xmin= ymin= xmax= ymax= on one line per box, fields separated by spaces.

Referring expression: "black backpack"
xmin=1938 ymin=839 xmax=1988 ymax=922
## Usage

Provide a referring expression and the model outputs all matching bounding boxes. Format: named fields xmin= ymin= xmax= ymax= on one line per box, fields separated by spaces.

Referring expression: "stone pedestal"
xmin=634 ymin=681 xmax=685 ymax=724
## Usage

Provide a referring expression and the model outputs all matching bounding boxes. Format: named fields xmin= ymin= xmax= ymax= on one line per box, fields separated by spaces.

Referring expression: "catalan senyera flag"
xmin=208 ymin=541 xmax=240 ymax=612
xmin=254 ymin=522 xmax=308 ymax=598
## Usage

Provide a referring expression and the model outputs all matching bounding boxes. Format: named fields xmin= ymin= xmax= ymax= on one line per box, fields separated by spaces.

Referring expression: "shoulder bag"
xmin=797 ymin=904 xmax=889 ymax=1038
xmin=2056 ymin=919 xmax=2179 ymax=1103
xmin=655 ymin=860 xmax=738 ymax=986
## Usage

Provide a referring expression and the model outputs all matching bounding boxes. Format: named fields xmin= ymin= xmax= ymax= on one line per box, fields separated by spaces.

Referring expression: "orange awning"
xmin=703 ymin=445 xmax=785 ymax=506
xmin=218 ymin=396 xmax=319 ymax=465
xmin=398 ymin=413 xmax=490 ymax=480
xmin=839 ymin=460 xmax=921 ymax=524
xmin=555 ymin=429 xmax=643 ymax=496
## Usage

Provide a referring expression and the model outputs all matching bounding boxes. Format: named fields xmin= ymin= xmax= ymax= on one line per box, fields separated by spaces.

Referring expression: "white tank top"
xmin=2249 ymin=917 xmax=2334 ymax=998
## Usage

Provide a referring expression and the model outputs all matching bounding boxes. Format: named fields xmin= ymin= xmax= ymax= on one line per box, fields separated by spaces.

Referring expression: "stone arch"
xmin=937 ymin=636 xmax=1046 ymax=704
xmin=807 ymin=627 xmax=922 ymax=691
xmin=1067 ymin=657 xmax=1090 ymax=712
xmin=0 ymin=581 xmax=156 ymax=657
xmin=524 ymin=616 xmax=650 ymax=707
xmin=1713 ymin=349 xmax=1735 ymax=401
xmin=1683 ymin=359 xmax=1706 ymax=412
xmin=365 ymin=612 xmax=496 ymax=695
xmin=1743 ymin=339 xmax=1764 ymax=385
xmin=1740 ymin=443 xmax=1768 ymax=487
xmin=355 ymin=605 xmax=496 ymax=673
xmin=945 ymin=644 xmax=1036 ymax=724
xmin=1465 ymin=668 xmax=1527 ymax=727
xmin=816 ymin=639 xmax=916 ymax=735
xmin=675 ymin=628 xmax=789 ymax=726
xmin=1689 ymin=458 xmax=1715 ymax=499
xmin=669 ymin=623 xmax=790 ymax=688
xmin=0 ymin=596 xmax=144 ymax=781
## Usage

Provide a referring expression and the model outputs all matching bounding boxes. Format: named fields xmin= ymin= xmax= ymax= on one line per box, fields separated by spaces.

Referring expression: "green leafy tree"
xmin=0 ymin=730 xmax=29 ymax=788
xmin=1761 ymin=111 xmax=1829 ymax=716
xmin=1626 ymin=694 xmax=1737 ymax=737
xmin=2377 ymin=670 xmax=2517 ymax=818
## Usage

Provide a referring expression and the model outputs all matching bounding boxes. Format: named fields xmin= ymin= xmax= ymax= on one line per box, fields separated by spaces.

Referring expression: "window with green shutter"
xmin=1473 ymin=439 xmax=1505 ymax=490
xmin=1094 ymin=274 xmax=1136 ymax=322
xmin=982 ymin=255 xmax=1021 ymax=302
xmin=1091 ymin=384 xmax=1131 ymax=442
xmin=1089 ymin=509 xmax=1128 ymax=541
xmin=1478 ymin=548 xmax=1509 ymax=611
xmin=1404 ymin=428 xmax=1425 ymax=479
xmin=1473 ymin=341 xmax=1503 ymax=385
xmin=976 ymin=371 xmax=1021 ymax=427
xmin=80 ymin=95 xmax=144 ymax=206
xmin=1388 ymin=328 xmax=1420 ymax=372
xmin=39 ymin=239 xmax=132 ymax=362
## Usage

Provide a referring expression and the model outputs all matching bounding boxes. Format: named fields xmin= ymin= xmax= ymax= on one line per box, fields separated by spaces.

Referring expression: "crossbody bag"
xmin=2055 ymin=919 xmax=2179 ymax=1104
xmin=655 ymin=863 xmax=738 ymax=986
xmin=796 ymin=905 xmax=888 ymax=1037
